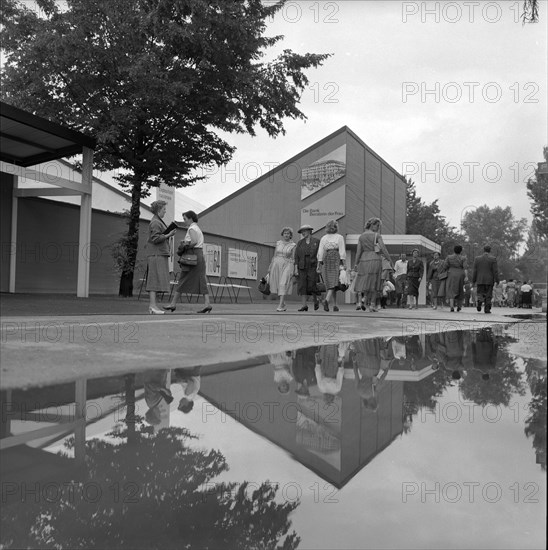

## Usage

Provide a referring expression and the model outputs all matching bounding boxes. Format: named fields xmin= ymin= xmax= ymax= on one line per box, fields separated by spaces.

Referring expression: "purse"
xmin=258 ymin=277 xmax=271 ymax=295
xmin=178 ymin=254 xmax=198 ymax=266
xmin=374 ymin=233 xmax=381 ymax=254
xmin=438 ymin=270 xmax=448 ymax=280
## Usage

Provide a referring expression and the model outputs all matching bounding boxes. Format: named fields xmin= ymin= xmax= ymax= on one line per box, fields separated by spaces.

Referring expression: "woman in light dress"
xmin=268 ymin=227 xmax=297 ymax=312
xmin=317 ymin=219 xmax=346 ymax=312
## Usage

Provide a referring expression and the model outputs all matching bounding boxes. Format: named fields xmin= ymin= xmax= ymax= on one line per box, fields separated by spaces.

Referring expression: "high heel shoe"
xmin=149 ymin=306 xmax=165 ymax=315
xmin=276 ymin=306 xmax=287 ymax=312
xmin=196 ymin=306 xmax=212 ymax=314
xmin=163 ymin=305 xmax=176 ymax=312
xmin=314 ymin=301 xmax=319 ymax=311
xmin=333 ymin=306 xmax=339 ymax=312
xmin=323 ymin=300 xmax=329 ymax=312
xmin=298 ymin=306 xmax=308 ymax=312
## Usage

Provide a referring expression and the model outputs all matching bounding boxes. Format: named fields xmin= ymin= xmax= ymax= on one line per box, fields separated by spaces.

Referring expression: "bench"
xmin=166 ymin=274 xmax=253 ymax=304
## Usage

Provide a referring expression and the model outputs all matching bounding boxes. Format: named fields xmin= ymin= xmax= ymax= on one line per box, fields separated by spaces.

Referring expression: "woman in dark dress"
xmin=442 ymin=244 xmax=469 ymax=312
xmin=427 ymin=251 xmax=443 ymax=310
xmin=406 ymin=248 xmax=424 ymax=309
xmin=294 ymin=224 xmax=321 ymax=311
xmin=164 ymin=211 xmax=211 ymax=314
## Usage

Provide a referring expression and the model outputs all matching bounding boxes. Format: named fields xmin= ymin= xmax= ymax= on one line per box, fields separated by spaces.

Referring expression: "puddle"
xmin=1 ymin=327 xmax=546 ymax=549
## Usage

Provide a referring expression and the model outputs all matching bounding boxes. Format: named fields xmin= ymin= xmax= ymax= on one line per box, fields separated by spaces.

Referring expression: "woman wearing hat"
xmin=406 ymin=248 xmax=424 ymax=309
xmin=353 ymin=218 xmax=393 ymax=312
xmin=294 ymin=224 xmax=321 ymax=311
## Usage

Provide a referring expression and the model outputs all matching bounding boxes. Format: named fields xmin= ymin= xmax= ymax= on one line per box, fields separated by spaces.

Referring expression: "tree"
xmin=0 ymin=423 xmax=301 ymax=549
xmin=526 ymin=146 xmax=548 ymax=240
xmin=405 ymin=178 xmax=461 ymax=249
xmin=1 ymin=0 xmax=329 ymax=295
xmin=460 ymin=205 xmax=527 ymax=278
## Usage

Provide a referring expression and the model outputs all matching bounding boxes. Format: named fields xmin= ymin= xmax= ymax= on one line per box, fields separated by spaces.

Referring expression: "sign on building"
xmin=204 ymin=243 xmax=222 ymax=277
xmin=228 ymin=248 xmax=258 ymax=280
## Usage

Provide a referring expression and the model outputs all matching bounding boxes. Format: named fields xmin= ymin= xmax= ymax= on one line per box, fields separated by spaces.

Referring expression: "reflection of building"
xmin=195 ymin=348 xmax=436 ymax=488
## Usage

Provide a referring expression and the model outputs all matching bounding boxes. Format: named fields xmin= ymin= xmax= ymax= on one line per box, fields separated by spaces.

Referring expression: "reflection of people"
xmin=292 ymin=347 xmax=318 ymax=396
xmin=353 ymin=218 xmax=393 ymax=313
xmin=268 ymin=227 xmax=297 ymax=312
xmin=165 ymin=211 xmax=212 ymax=314
xmin=294 ymin=224 xmax=321 ymax=311
xmin=317 ymin=220 xmax=346 ymax=312
xmin=351 ymin=339 xmax=391 ymax=410
xmin=471 ymin=328 xmax=498 ymax=380
xmin=146 ymin=200 xmax=177 ymax=314
xmin=314 ymin=344 xmax=344 ymax=396
xmin=472 ymin=245 xmax=499 ymax=314
xmin=270 ymin=351 xmax=294 ymax=394
xmin=172 ymin=367 xmax=201 ymax=413
xmin=143 ymin=370 xmax=173 ymax=425
xmin=443 ymin=244 xmax=469 ymax=312
xmin=433 ymin=331 xmax=471 ymax=379
xmin=406 ymin=248 xmax=424 ymax=310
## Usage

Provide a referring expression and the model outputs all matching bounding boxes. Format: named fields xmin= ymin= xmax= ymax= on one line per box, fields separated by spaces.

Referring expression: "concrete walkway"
xmin=1 ymin=293 xmax=545 ymax=389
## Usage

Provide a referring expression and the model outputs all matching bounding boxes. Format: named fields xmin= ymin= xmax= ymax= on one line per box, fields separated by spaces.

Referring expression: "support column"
xmin=77 ymin=147 xmax=93 ymax=297
xmin=9 ymin=177 xmax=18 ymax=293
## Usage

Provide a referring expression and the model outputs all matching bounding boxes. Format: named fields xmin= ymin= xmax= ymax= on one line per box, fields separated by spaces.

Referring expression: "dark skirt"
xmin=446 ymin=268 xmax=464 ymax=300
xmin=322 ymin=249 xmax=340 ymax=290
xmin=146 ymin=255 xmax=170 ymax=292
xmin=176 ymin=248 xmax=208 ymax=295
xmin=407 ymin=276 xmax=420 ymax=297
xmin=297 ymin=256 xmax=319 ymax=295
xmin=430 ymin=279 xmax=440 ymax=299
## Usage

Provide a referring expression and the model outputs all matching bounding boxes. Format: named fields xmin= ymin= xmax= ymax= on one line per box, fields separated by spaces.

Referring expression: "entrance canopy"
xmin=346 ymin=234 xmax=441 ymax=256
xmin=0 ymin=102 xmax=96 ymax=297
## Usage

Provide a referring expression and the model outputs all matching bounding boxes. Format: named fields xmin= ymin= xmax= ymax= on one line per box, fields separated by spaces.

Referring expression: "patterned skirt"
xmin=321 ymin=249 xmax=340 ymax=290
xmin=354 ymin=251 xmax=382 ymax=293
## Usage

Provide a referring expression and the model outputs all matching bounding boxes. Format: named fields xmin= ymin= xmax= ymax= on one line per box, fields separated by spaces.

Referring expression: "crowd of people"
xmin=145 ymin=207 xmax=540 ymax=314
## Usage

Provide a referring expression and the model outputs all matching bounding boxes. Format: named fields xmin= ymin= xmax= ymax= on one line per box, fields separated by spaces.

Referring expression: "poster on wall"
xmin=204 ymin=243 xmax=222 ymax=277
xmin=228 ymin=248 xmax=258 ymax=280
xmin=301 ymin=144 xmax=346 ymax=200
xmin=301 ymin=185 xmax=346 ymax=233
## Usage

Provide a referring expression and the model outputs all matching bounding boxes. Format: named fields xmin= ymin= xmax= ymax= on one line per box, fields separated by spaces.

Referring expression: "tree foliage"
xmin=526 ymin=146 xmax=548 ymax=240
xmin=522 ymin=0 xmax=540 ymax=22
xmin=1 ymin=0 xmax=329 ymax=295
xmin=405 ymin=178 xmax=461 ymax=249
xmin=0 ymin=423 xmax=301 ymax=549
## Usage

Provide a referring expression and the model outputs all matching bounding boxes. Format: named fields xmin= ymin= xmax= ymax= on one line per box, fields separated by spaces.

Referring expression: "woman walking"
xmin=294 ymin=224 xmax=321 ymax=311
xmin=317 ymin=220 xmax=346 ymax=312
xmin=164 ymin=211 xmax=211 ymax=314
xmin=442 ymin=244 xmax=469 ymax=312
xmin=406 ymin=248 xmax=424 ymax=309
xmin=353 ymin=217 xmax=393 ymax=312
xmin=268 ymin=227 xmax=297 ymax=312
xmin=427 ymin=251 xmax=443 ymax=309
xmin=146 ymin=200 xmax=177 ymax=314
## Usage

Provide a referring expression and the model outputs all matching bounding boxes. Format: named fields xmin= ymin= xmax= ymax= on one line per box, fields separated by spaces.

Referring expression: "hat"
xmin=297 ymin=224 xmax=314 ymax=234
xmin=411 ymin=247 xmax=420 ymax=254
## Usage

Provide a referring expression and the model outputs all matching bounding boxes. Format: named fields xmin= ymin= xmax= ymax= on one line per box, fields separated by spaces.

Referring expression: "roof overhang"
xmin=0 ymin=101 xmax=96 ymax=167
xmin=346 ymin=234 xmax=441 ymax=255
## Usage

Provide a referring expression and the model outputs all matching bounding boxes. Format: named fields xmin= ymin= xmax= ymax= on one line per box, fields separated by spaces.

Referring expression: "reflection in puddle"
xmin=1 ymin=328 xmax=546 ymax=549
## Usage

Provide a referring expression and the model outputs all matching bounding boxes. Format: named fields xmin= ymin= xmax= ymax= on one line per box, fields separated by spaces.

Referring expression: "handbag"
xmin=178 ymin=253 xmax=198 ymax=266
xmin=374 ymin=233 xmax=381 ymax=254
xmin=258 ymin=277 xmax=271 ymax=295
xmin=438 ymin=270 xmax=448 ymax=280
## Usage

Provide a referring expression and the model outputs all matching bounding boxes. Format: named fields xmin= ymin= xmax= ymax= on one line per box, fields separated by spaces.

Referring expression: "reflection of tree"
xmin=524 ymin=377 xmax=547 ymax=471
xmin=403 ymin=369 xmax=453 ymax=433
xmin=459 ymin=347 xmax=526 ymax=407
xmin=1 ymin=422 xmax=300 ymax=549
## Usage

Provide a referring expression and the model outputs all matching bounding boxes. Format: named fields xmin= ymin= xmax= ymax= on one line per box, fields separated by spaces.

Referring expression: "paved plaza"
xmin=1 ymin=293 xmax=545 ymax=389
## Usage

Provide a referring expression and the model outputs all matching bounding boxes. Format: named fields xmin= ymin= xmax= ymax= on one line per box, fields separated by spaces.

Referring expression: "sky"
xmin=175 ymin=0 xmax=547 ymax=233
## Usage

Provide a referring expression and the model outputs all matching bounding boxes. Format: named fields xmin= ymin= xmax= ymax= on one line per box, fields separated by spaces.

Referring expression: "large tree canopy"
xmin=1 ymin=0 xmax=329 ymax=294
xmin=526 ymin=146 xmax=548 ymax=240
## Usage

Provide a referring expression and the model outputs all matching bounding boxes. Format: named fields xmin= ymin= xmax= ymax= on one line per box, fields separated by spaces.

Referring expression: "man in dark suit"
xmin=472 ymin=245 xmax=499 ymax=314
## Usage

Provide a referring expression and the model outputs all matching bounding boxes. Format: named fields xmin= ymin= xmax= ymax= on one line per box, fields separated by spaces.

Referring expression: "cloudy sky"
xmin=179 ymin=0 xmax=547 ymax=232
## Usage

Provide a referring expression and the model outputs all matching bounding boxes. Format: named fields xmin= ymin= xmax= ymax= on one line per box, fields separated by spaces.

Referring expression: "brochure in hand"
xmin=162 ymin=221 xmax=180 ymax=235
